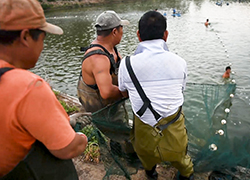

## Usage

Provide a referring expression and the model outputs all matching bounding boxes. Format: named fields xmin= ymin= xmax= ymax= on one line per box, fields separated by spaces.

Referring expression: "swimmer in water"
xmin=222 ymin=66 xmax=231 ymax=78
xmin=205 ymin=19 xmax=210 ymax=27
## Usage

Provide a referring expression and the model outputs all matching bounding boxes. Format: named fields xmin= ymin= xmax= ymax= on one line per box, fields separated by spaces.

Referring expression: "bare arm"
xmin=49 ymin=133 xmax=88 ymax=159
xmin=92 ymin=55 xmax=123 ymax=100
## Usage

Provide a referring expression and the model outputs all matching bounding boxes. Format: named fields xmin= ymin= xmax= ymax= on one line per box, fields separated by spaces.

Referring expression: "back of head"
xmin=0 ymin=0 xmax=63 ymax=45
xmin=138 ymin=11 xmax=167 ymax=41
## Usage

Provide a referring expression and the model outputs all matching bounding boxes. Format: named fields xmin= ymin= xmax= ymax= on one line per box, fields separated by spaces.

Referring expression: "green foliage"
xmin=41 ymin=3 xmax=53 ymax=10
xmin=58 ymin=100 xmax=79 ymax=114
xmin=52 ymin=90 xmax=60 ymax=96
xmin=81 ymin=125 xmax=98 ymax=143
xmin=81 ymin=125 xmax=100 ymax=163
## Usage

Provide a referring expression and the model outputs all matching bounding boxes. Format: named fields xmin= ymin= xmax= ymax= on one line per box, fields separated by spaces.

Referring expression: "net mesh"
xmin=76 ymin=82 xmax=250 ymax=179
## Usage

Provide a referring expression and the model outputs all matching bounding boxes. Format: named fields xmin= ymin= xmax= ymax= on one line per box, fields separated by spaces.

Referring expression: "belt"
xmin=154 ymin=106 xmax=182 ymax=133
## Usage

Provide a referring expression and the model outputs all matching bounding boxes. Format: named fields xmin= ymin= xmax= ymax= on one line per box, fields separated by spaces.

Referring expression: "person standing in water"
xmin=222 ymin=66 xmax=231 ymax=78
xmin=205 ymin=19 xmax=210 ymax=27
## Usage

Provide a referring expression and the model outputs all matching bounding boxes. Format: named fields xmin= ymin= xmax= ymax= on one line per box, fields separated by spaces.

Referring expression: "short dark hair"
xmin=225 ymin=66 xmax=231 ymax=71
xmin=96 ymin=25 xmax=122 ymax=37
xmin=0 ymin=29 xmax=45 ymax=45
xmin=138 ymin=11 xmax=167 ymax=41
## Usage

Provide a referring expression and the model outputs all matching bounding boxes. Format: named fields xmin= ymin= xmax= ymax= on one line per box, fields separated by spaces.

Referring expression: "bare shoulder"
xmin=82 ymin=48 xmax=110 ymax=75
xmin=86 ymin=49 xmax=110 ymax=65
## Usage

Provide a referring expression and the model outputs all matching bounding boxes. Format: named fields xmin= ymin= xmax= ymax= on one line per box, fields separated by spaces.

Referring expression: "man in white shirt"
xmin=118 ymin=11 xmax=194 ymax=180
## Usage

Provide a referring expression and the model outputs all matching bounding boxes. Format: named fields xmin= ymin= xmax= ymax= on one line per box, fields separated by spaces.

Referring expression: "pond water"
xmin=34 ymin=0 xmax=250 ymax=97
xmin=32 ymin=0 xmax=250 ymax=174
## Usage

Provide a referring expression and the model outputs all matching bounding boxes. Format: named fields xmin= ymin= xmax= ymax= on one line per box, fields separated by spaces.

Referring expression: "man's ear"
xmin=137 ymin=30 xmax=142 ymax=42
xmin=163 ymin=30 xmax=168 ymax=41
xmin=20 ymin=29 xmax=30 ymax=47
xmin=112 ymin=28 xmax=116 ymax=35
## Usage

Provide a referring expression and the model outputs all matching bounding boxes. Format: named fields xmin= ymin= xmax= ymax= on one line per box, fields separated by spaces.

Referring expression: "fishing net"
xmin=74 ymin=98 xmax=139 ymax=180
xmin=184 ymin=82 xmax=250 ymax=179
xmin=75 ymin=81 xmax=250 ymax=179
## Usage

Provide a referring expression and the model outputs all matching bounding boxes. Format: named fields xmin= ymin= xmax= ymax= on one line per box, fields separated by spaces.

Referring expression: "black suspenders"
xmin=125 ymin=56 xmax=182 ymax=131
xmin=125 ymin=56 xmax=161 ymax=121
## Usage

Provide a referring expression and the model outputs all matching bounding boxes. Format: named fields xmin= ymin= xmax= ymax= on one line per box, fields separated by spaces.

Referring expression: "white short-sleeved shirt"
xmin=118 ymin=39 xmax=187 ymax=127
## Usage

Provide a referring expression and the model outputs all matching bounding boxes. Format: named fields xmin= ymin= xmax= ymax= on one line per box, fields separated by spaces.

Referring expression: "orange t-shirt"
xmin=0 ymin=60 xmax=76 ymax=177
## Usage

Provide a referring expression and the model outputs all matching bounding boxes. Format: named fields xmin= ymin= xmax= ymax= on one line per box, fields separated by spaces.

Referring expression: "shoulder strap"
xmin=0 ymin=67 xmax=14 ymax=78
xmin=79 ymin=50 xmax=111 ymax=77
xmin=89 ymin=44 xmax=118 ymax=74
xmin=89 ymin=44 xmax=111 ymax=55
xmin=114 ymin=46 xmax=121 ymax=74
xmin=80 ymin=44 xmax=118 ymax=75
xmin=82 ymin=49 xmax=109 ymax=62
xmin=125 ymin=56 xmax=161 ymax=121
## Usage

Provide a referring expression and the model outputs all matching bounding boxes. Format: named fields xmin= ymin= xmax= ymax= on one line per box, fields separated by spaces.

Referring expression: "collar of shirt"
xmin=134 ymin=39 xmax=169 ymax=55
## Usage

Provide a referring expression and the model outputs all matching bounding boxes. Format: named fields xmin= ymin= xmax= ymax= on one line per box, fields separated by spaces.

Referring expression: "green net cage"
xmin=75 ymin=81 xmax=250 ymax=180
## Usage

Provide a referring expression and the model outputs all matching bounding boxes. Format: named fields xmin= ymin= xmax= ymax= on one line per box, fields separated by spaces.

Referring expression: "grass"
xmin=53 ymin=90 xmax=100 ymax=163
xmin=58 ymin=99 xmax=79 ymax=114
xmin=53 ymin=90 xmax=80 ymax=115
xmin=81 ymin=125 xmax=100 ymax=163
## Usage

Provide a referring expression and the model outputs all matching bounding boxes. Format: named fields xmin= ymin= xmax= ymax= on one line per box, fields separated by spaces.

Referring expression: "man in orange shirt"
xmin=0 ymin=0 xmax=88 ymax=179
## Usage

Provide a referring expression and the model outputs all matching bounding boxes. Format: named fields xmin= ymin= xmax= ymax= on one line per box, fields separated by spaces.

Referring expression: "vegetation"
xmin=53 ymin=90 xmax=80 ymax=114
xmin=81 ymin=125 xmax=100 ymax=163
xmin=58 ymin=100 xmax=80 ymax=114
xmin=39 ymin=0 xmax=103 ymax=10
xmin=53 ymin=90 xmax=100 ymax=163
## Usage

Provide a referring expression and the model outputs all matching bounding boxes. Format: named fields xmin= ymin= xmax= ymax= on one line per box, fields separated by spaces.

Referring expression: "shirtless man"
xmin=205 ymin=19 xmax=210 ymax=27
xmin=222 ymin=66 xmax=231 ymax=78
xmin=77 ymin=10 xmax=129 ymax=113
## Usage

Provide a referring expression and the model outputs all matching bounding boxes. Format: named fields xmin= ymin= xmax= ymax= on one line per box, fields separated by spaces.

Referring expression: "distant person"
xmin=222 ymin=66 xmax=231 ymax=78
xmin=0 ymin=0 xmax=88 ymax=179
xmin=118 ymin=11 xmax=194 ymax=180
xmin=154 ymin=8 xmax=158 ymax=11
xmin=173 ymin=8 xmax=176 ymax=14
xmin=205 ymin=19 xmax=210 ymax=27
xmin=77 ymin=10 xmax=129 ymax=113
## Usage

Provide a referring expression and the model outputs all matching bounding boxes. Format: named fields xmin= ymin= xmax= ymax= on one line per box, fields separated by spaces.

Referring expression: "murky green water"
xmin=32 ymin=0 xmax=250 ymax=174
xmin=34 ymin=0 xmax=250 ymax=96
